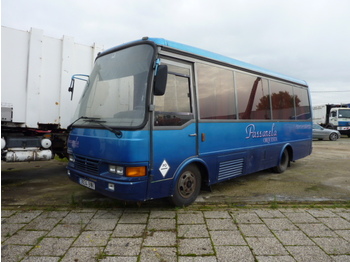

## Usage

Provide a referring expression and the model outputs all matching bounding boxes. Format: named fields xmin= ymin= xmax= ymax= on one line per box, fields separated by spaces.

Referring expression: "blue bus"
xmin=67 ymin=37 xmax=312 ymax=206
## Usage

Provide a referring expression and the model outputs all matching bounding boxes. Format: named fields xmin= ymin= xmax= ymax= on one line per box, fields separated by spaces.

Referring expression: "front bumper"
xmin=67 ymin=167 xmax=148 ymax=202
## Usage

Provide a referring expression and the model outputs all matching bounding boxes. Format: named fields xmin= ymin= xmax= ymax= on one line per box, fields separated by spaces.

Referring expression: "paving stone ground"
xmin=1 ymin=207 xmax=350 ymax=261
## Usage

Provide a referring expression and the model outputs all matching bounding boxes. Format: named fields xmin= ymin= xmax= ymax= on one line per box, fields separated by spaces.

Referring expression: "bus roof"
xmin=103 ymin=37 xmax=308 ymax=87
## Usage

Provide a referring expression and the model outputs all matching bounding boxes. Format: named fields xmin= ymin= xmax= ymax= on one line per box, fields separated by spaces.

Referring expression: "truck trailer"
xmin=1 ymin=26 xmax=103 ymax=161
xmin=312 ymin=103 xmax=350 ymax=137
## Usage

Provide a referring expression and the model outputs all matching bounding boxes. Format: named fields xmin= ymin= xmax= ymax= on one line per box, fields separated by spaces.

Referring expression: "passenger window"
xmin=235 ymin=72 xmax=270 ymax=120
xmin=197 ymin=63 xmax=236 ymax=120
xmin=270 ymin=81 xmax=295 ymax=120
xmin=293 ymin=86 xmax=311 ymax=120
xmin=154 ymin=64 xmax=193 ymax=126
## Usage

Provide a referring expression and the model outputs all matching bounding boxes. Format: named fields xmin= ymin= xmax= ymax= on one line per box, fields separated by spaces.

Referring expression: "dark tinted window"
xmin=197 ymin=63 xmax=236 ymax=119
xmin=235 ymin=72 xmax=270 ymax=120
xmin=270 ymin=81 xmax=295 ymax=120
xmin=293 ymin=86 xmax=311 ymax=120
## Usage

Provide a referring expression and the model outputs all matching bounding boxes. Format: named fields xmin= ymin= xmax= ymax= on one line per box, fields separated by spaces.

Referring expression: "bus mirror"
xmin=154 ymin=65 xmax=168 ymax=96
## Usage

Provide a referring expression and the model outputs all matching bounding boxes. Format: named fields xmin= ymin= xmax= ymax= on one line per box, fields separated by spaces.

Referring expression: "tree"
xmin=256 ymin=91 xmax=300 ymax=110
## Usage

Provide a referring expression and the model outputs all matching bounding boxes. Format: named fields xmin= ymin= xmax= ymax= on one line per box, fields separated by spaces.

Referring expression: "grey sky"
xmin=2 ymin=0 xmax=350 ymax=105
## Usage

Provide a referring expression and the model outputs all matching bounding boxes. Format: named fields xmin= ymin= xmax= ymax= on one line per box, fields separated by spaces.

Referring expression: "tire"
xmin=170 ymin=165 xmax=201 ymax=207
xmin=328 ymin=132 xmax=338 ymax=141
xmin=272 ymin=148 xmax=289 ymax=173
xmin=329 ymin=132 xmax=338 ymax=141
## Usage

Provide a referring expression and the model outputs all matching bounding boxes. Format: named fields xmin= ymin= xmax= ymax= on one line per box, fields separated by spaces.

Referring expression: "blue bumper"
xmin=67 ymin=167 xmax=148 ymax=202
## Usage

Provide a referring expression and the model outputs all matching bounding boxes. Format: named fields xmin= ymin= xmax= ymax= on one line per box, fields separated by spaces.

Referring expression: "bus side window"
xmin=154 ymin=65 xmax=193 ymax=126
xmin=235 ymin=72 xmax=270 ymax=120
xmin=293 ymin=86 xmax=311 ymax=120
xmin=197 ymin=63 xmax=236 ymax=120
xmin=270 ymin=81 xmax=295 ymax=120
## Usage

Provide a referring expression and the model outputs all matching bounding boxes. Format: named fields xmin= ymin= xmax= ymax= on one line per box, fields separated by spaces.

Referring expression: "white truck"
xmin=1 ymin=26 xmax=103 ymax=161
xmin=312 ymin=104 xmax=350 ymax=137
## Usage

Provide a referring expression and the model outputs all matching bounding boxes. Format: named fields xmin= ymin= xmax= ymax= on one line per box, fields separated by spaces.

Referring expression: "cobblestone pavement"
xmin=2 ymin=206 xmax=350 ymax=261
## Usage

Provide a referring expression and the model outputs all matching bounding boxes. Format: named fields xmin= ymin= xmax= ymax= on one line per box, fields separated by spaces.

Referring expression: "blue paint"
xmin=67 ymin=38 xmax=312 ymax=203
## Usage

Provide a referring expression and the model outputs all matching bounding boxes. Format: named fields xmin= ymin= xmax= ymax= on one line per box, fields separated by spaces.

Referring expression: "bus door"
xmin=149 ymin=60 xmax=197 ymax=199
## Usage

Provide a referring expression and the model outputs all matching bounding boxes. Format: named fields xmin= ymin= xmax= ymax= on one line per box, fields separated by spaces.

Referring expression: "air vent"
xmin=218 ymin=158 xmax=244 ymax=181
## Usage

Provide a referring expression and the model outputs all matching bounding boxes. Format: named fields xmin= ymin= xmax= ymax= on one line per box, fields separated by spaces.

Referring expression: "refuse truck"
xmin=312 ymin=103 xmax=350 ymax=137
xmin=1 ymin=26 xmax=103 ymax=161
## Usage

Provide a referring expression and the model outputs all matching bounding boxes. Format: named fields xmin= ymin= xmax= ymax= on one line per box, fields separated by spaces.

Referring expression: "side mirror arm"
xmin=68 ymin=74 xmax=89 ymax=100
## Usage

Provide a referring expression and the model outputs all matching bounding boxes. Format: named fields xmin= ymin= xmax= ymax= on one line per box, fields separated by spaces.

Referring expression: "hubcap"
xmin=178 ymin=171 xmax=196 ymax=198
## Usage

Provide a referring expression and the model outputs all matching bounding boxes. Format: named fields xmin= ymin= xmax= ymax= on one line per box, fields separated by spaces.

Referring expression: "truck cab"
xmin=330 ymin=108 xmax=350 ymax=137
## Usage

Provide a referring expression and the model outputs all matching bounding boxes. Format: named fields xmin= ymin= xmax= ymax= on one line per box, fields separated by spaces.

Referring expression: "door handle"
xmin=188 ymin=133 xmax=197 ymax=137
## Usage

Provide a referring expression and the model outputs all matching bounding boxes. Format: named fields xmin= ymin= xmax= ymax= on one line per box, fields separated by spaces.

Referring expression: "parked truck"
xmin=1 ymin=26 xmax=103 ymax=162
xmin=312 ymin=103 xmax=350 ymax=137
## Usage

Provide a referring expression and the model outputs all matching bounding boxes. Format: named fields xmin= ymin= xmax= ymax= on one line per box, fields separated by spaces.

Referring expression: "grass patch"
xmin=95 ymin=249 xmax=107 ymax=260
xmin=54 ymin=155 xmax=68 ymax=162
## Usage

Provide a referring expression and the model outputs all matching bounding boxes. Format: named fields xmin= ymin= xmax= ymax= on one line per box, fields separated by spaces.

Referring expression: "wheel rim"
xmin=177 ymin=171 xmax=197 ymax=199
xmin=330 ymin=133 xmax=337 ymax=141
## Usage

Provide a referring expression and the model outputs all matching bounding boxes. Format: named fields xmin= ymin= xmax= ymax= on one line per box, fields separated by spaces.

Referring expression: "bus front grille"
xmin=218 ymin=158 xmax=244 ymax=181
xmin=74 ymin=156 xmax=99 ymax=175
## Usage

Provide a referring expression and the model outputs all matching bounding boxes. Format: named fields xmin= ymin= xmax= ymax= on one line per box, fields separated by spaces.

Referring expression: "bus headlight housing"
xmin=109 ymin=165 xmax=124 ymax=175
xmin=109 ymin=165 xmax=146 ymax=177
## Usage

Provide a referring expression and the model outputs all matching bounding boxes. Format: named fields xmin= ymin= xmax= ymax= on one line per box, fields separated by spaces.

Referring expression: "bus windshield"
xmin=74 ymin=44 xmax=154 ymax=128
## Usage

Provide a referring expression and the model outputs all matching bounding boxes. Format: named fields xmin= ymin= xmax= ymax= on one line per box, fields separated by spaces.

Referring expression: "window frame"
xmin=153 ymin=58 xmax=195 ymax=129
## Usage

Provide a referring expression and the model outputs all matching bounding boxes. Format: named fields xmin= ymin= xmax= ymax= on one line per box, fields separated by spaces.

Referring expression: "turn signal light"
xmin=126 ymin=166 xmax=146 ymax=177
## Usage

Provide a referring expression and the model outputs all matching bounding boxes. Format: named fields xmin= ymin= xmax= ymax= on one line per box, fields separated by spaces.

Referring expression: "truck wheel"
xmin=329 ymin=132 xmax=338 ymax=141
xmin=272 ymin=148 xmax=289 ymax=173
xmin=170 ymin=165 xmax=201 ymax=207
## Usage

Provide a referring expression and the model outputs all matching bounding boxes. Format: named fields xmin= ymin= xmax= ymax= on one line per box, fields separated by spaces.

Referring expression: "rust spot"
xmin=55 ymin=102 xmax=59 ymax=105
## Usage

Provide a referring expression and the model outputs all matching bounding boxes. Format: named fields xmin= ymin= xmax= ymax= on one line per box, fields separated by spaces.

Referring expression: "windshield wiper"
xmin=84 ymin=119 xmax=123 ymax=138
xmin=67 ymin=116 xmax=98 ymax=132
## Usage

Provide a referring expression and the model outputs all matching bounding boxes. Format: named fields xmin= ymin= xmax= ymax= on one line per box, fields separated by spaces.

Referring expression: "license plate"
xmin=79 ymin=178 xmax=95 ymax=190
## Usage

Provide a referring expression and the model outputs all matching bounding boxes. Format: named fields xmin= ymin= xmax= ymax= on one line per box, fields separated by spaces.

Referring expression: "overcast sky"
xmin=2 ymin=0 xmax=350 ymax=106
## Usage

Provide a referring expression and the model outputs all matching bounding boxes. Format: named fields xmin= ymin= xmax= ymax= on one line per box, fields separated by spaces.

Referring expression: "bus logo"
xmin=245 ymin=124 xmax=278 ymax=143
xmin=68 ymin=137 xmax=80 ymax=149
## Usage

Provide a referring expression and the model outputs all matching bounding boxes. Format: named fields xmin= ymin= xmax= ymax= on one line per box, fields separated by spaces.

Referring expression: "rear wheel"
xmin=329 ymin=132 xmax=338 ymax=141
xmin=272 ymin=148 xmax=289 ymax=173
xmin=170 ymin=165 xmax=201 ymax=207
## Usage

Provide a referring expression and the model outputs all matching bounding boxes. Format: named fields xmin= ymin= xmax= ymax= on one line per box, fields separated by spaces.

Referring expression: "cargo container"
xmin=1 ymin=26 xmax=103 ymax=161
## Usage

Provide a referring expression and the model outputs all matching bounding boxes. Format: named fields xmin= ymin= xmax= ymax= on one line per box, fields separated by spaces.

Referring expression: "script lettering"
xmin=245 ymin=124 xmax=278 ymax=140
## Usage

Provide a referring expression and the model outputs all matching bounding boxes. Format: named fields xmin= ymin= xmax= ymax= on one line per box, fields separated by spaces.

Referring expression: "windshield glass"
xmin=338 ymin=109 xmax=350 ymax=118
xmin=74 ymin=44 xmax=154 ymax=128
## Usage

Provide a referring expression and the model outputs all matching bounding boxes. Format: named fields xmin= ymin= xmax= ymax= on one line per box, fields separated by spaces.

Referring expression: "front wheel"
xmin=170 ymin=165 xmax=201 ymax=207
xmin=329 ymin=132 xmax=338 ymax=141
xmin=272 ymin=148 xmax=289 ymax=173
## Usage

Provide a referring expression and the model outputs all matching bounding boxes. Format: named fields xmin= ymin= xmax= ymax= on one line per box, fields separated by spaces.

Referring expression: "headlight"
xmin=109 ymin=165 xmax=124 ymax=175
xmin=69 ymin=155 xmax=75 ymax=163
